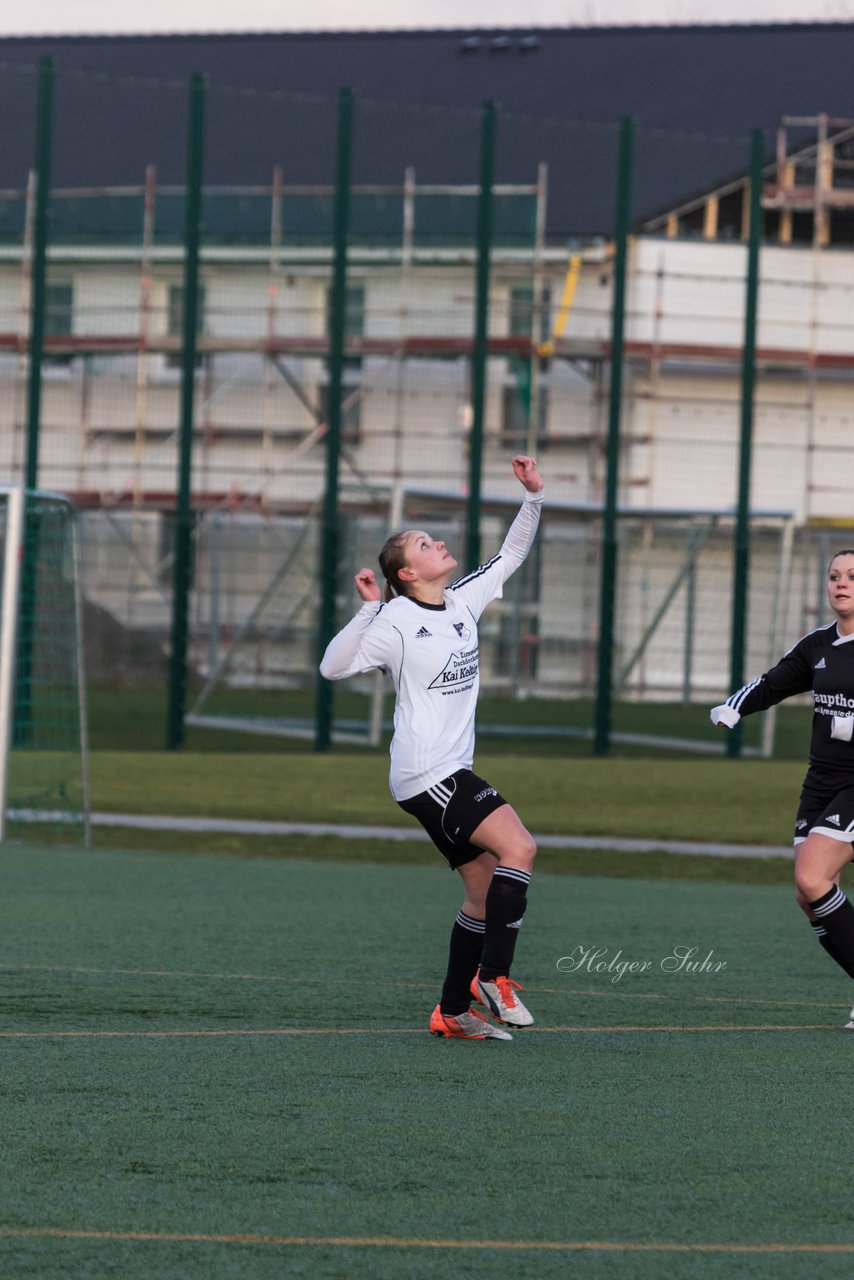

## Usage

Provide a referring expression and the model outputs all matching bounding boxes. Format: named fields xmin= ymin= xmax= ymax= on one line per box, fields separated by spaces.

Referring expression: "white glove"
xmin=831 ymin=715 xmax=854 ymax=743
xmin=710 ymin=704 xmax=740 ymax=729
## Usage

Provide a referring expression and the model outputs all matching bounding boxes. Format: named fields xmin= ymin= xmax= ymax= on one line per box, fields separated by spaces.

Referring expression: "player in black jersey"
xmin=712 ymin=549 xmax=854 ymax=1025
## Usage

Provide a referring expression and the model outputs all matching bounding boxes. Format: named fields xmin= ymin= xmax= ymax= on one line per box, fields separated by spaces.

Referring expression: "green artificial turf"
xmin=0 ymin=844 xmax=852 ymax=1278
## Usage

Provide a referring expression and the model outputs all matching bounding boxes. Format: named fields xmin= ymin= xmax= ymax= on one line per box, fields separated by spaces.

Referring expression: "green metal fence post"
xmin=466 ymin=100 xmax=496 ymax=572
xmin=16 ymin=56 xmax=55 ymax=747
xmin=315 ymin=87 xmax=354 ymax=753
xmin=727 ymin=128 xmax=764 ymax=760
xmin=593 ymin=116 xmax=634 ymax=756
xmin=167 ymin=72 xmax=205 ymax=751
xmin=25 ymin=56 xmax=54 ymax=490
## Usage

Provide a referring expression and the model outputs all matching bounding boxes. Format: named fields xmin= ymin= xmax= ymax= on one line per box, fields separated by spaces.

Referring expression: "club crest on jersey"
xmin=452 ymin=621 xmax=472 ymax=642
xmin=428 ymin=647 xmax=479 ymax=689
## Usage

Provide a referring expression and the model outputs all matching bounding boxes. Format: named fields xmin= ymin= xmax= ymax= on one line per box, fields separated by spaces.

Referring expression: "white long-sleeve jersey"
xmin=320 ymin=490 xmax=543 ymax=801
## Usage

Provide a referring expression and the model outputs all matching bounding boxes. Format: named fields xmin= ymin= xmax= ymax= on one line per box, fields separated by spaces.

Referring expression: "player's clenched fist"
xmin=354 ymin=568 xmax=381 ymax=601
xmin=512 ymin=455 xmax=544 ymax=493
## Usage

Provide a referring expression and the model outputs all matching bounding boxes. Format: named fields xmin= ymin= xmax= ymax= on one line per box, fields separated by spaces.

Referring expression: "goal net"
xmin=0 ymin=488 xmax=90 ymax=844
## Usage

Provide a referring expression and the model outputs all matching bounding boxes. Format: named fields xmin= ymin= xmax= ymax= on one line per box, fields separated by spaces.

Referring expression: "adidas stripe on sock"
xmin=456 ymin=909 xmax=486 ymax=933
xmin=493 ymin=866 xmax=531 ymax=888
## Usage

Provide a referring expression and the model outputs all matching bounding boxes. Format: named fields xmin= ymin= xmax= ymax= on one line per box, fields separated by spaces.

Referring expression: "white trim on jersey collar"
xmin=832 ymin=626 xmax=854 ymax=646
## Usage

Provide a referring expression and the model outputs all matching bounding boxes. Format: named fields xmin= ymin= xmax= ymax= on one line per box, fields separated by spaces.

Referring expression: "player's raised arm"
xmin=449 ymin=456 xmax=544 ymax=620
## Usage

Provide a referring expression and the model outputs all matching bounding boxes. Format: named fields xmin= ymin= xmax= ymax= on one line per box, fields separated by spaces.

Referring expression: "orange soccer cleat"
xmin=429 ymin=1003 xmax=513 ymax=1040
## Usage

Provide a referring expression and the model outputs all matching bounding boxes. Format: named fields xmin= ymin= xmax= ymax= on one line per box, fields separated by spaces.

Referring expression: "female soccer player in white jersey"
xmin=711 ymin=549 xmax=854 ymax=1024
xmin=320 ymin=456 xmax=543 ymax=1041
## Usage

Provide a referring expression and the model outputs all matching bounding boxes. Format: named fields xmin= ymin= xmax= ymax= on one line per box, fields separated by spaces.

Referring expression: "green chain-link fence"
xmin=2 ymin=56 xmax=848 ymax=756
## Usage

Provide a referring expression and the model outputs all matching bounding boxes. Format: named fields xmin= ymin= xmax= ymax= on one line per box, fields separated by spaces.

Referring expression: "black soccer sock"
xmin=439 ymin=910 xmax=486 ymax=1016
xmin=810 ymin=919 xmax=854 ymax=979
xmin=479 ymin=866 xmax=531 ymax=982
xmin=809 ymin=886 xmax=854 ymax=977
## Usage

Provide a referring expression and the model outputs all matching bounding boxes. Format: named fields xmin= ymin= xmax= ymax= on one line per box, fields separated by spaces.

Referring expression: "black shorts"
xmin=397 ymin=768 xmax=508 ymax=870
xmin=795 ymin=767 xmax=854 ymax=849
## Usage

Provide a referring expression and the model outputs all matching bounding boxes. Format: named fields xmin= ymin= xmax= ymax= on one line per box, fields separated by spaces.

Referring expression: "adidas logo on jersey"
xmin=815 ymin=657 xmax=827 ymax=669
xmin=415 ymin=626 xmax=432 ymax=638
xmin=826 ymin=813 xmax=841 ymax=826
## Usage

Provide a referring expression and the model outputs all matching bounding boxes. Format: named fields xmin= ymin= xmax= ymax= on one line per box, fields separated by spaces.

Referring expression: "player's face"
xmin=827 ymin=555 xmax=854 ymax=619
xmin=402 ymin=530 xmax=458 ymax=584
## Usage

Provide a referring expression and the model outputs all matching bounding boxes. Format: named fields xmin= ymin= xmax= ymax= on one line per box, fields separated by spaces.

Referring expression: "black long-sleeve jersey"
xmin=724 ymin=623 xmax=854 ymax=772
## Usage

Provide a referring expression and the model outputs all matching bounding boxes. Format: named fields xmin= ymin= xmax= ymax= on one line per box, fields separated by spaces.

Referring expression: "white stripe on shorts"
xmin=810 ymin=824 xmax=854 ymax=845
xmin=427 ymin=782 xmax=452 ymax=809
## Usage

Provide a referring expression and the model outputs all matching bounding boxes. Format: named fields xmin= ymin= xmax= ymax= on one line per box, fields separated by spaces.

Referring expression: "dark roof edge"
xmin=3 ymin=21 xmax=854 ymax=43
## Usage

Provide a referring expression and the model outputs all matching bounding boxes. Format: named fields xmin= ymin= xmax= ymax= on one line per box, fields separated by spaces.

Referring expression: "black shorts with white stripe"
xmin=397 ymin=768 xmax=508 ymax=869
xmin=794 ymin=765 xmax=854 ymax=851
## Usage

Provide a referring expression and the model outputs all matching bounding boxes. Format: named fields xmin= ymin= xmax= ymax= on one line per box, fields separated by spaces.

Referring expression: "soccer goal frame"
xmin=0 ymin=486 xmax=91 ymax=845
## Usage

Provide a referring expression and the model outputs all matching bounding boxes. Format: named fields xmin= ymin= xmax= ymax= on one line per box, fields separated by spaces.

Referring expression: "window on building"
xmin=833 ymin=138 xmax=854 ymax=190
xmin=500 ymin=384 xmax=530 ymax=449
xmin=763 ymin=208 xmax=782 ymax=243
xmin=511 ymin=282 xmax=552 ymax=345
xmin=44 ymin=281 xmax=74 ymax=366
xmin=676 ymin=206 xmax=706 ymax=238
xmin=509 ymin=285 xmax=534 ymax=339
xmin=316 ymin=382 xmax=361 ymax=442
xmin=790 ymin=211 xmax=815 ymax=244
xmin=717 ymin=190 xmax=745 ymax=241
xmin=496 ymin=373 xmax=550 ymax=448
xmin=325 ymin=283 xmax=365 ymax=366
xmin=830 ymin=208 xmax=854 ymax=245
xmin=320 ymin=283 xmax=364 ymax=438
xmin=45 ymin=281 xmax=73 ymax=336
xmin=166 ymin=281 xmax=207 ymax=368
xmin=793 ymin=159 xmax=818 ymax=187
xmin=502 ymin=285 xmax=549 ymax=446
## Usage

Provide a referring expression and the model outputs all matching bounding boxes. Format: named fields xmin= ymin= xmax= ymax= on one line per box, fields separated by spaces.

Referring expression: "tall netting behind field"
xmin=1 ymin=54 xmax=836 ymax=756
xmin=176 ymin=496 xmax=791 ymax=753
xmin=16 ymin=67 xmax=192 ymax=500
xmin=0 ymin=490 xmax=89 ymax=842
xmin=174 ymin=90 xmax=546 ymax=742
xmin=607 ymin=514 xmax=793 ymax=755
xmin=186 ymin=507 xmax=325 ymax=739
